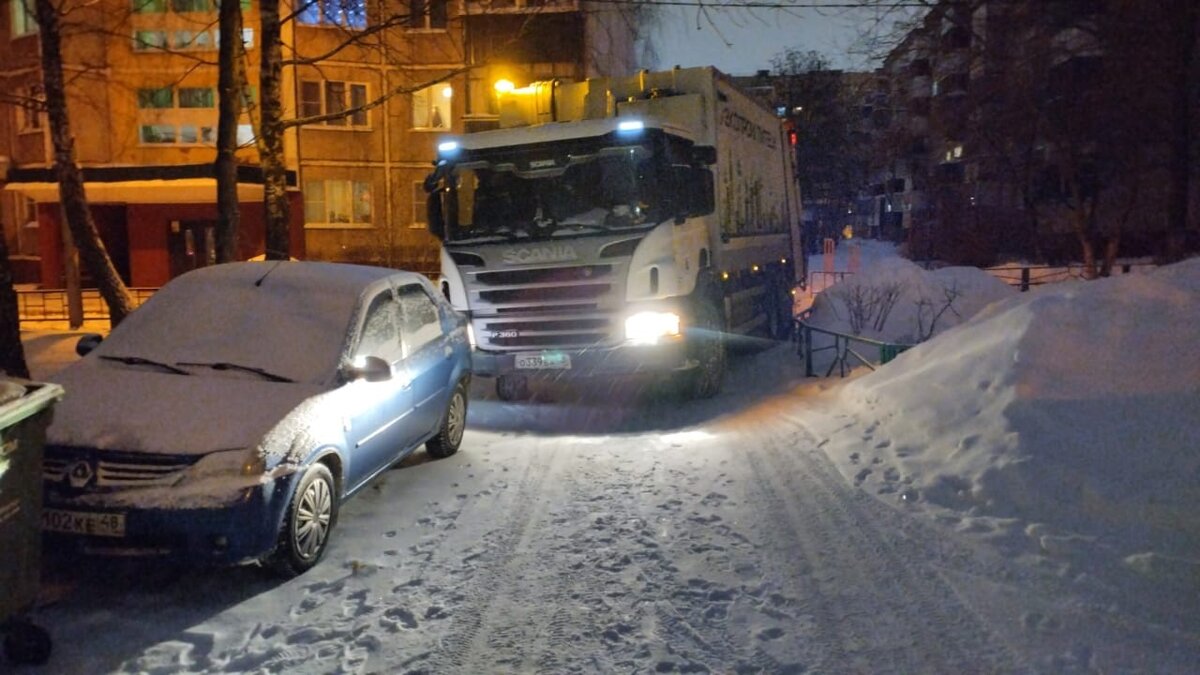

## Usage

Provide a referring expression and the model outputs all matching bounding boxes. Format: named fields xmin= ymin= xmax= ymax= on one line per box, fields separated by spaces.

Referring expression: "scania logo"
xmin=502 ymin=244 xmax=578 ymax=265
xmin=66 ymin=460 xmax=95 ymax=489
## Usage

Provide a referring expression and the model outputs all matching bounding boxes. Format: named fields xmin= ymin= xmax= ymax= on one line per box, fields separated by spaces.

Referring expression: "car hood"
xmin=46 ymin=362 xmax=328 ymax=457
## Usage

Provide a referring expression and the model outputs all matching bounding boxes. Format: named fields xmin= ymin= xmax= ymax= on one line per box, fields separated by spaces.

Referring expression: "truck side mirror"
xmin=691 ymin=145 xmax=717 ymax=166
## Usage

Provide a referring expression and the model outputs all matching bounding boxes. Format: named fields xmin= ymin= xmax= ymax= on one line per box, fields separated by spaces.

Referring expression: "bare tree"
xmin=0 ymin=229 xmax=30 ymax=378
xmin=215 ymin=0 xmax=248 ymax=263
xmin=33 ymin=0 xmax=135 ymax=324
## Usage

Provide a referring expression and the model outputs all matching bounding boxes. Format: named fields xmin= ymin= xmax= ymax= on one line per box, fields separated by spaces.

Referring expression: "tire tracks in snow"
xmin=749 ymin=410 xmax=1023 ymax=673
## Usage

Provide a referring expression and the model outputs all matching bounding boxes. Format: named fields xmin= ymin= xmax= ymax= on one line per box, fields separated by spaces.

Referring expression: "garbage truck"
xmin=423 ymin=66 xmax=803 ymax=400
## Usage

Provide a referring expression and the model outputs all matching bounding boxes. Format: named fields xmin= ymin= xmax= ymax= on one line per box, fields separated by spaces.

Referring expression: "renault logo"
xmin=66 ymin=460 xmax=95 ymax=489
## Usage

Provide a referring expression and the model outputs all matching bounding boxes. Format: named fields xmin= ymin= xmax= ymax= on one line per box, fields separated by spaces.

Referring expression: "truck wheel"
xmin=765 ymin=277 xmax=793 ymax=341
xmin=496 ymin=375 xmax=530 ymax=402
xmin=3 ymin=620 xmax=52 ymax=665
xmin=268 ymin=463 xmax=338 ymax=578
xmin=681 ymin=295 xmax=726 ymax=399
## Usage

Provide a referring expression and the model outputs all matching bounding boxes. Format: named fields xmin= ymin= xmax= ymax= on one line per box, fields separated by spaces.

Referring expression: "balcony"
xmin=466 ymin=0 xmax=581 ymax=14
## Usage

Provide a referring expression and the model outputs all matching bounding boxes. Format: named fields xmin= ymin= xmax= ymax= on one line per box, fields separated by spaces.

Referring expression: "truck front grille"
xmin=468 ymin=263 xmax=622 ymax=350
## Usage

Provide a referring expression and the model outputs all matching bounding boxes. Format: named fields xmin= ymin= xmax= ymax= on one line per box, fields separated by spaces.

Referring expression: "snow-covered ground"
xmin=8 ymin=241 xmax=1199 ymax=674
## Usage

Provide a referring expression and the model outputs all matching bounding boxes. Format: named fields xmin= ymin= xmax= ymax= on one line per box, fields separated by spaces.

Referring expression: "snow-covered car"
xmin=41 ymin=261 xmax=472 ymax=576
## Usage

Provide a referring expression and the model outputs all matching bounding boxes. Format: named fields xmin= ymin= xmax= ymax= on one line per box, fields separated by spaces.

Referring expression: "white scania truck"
xmin=423 ymin=66 xmax=804 ymax=400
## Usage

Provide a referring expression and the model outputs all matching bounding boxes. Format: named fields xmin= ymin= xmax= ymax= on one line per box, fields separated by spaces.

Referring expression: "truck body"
xmin=424 ymin=66 xmax=804 ymax=399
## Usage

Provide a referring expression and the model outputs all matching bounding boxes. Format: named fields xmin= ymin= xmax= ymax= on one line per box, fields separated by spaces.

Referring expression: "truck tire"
xmin=680 ymin=289 xmax=726 ymax=399
xmin=496 ymin=374 xmax=530 ymax=402
xmin=765 ymin=275 xmax=794 ymax=341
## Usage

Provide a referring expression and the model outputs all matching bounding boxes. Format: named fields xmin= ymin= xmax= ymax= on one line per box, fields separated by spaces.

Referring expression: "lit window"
xmin=140 ymin=124 xmax=177 ymax=144
xmin=173 ymin=30 xmax=215 ymax=50
xmin=298 ymin=0 xmax=367 ymax=29
xmin=11 ymin=0 xmax=37 ymax=36
xmin=304 ymin=179 xmax=372 ymax=226
xmin=136 ymin=87 xmax=220 ymax=145
xmin=411 ymin=83 xmax=450 ymax=130
xmin=299 ymin=80 xmax=370 ymax=127
xmin=406 ymin=0 xmax=447 ymax=29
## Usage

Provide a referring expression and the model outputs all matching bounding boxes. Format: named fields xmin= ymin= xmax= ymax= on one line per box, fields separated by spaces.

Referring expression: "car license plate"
xmin=515 ymin=352 xmax=571 ymax=370
xmin=42 ymin=508 xmax=126 ymax=538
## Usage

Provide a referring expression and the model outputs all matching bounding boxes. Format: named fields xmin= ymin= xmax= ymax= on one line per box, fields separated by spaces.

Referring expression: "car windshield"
xmin=447 ymin=146 xmax=664 ymax=243
xmin=91 ymin=263 xmax=365 ymax=385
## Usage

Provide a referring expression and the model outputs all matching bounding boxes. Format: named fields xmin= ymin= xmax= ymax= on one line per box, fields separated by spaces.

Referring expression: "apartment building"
xmin=868 ymin=0 xmax=1198 ymax=265
xmin=1 ymin=0 xmax=640 ymax=289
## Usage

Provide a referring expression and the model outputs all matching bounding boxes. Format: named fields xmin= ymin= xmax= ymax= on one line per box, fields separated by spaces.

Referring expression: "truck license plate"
xmin=515 ymin=352 xmax=571 ymax=370
xmin=42 ymin=508 xmax=126 ymax=537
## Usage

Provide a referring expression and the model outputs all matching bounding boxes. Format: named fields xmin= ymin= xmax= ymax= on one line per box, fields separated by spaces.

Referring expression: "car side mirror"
xmin=75 ymin=333 xmax=104 ymax=356
xmin=341 ymin=355 xmax=392 ymax=383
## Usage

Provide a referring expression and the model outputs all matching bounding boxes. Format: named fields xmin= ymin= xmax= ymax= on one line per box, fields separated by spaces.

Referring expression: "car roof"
xmin=170 ymin=261 xmax=425 ymax=296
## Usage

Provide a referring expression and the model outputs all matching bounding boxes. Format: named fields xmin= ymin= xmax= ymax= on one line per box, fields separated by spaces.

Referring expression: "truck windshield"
xmin=447 ymin=146 xmax=663 ymax=243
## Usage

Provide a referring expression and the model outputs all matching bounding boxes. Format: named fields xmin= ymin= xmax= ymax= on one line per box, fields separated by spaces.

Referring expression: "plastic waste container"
xmin=0 ymin=377 xmax=64 ymax=666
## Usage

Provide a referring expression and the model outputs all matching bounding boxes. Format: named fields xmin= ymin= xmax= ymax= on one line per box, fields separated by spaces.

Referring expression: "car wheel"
xmin=269 ymin=463 xmax=338 ymax=578
xmin=495 ymin=374 xmax=530 ymax=402
xmin=427 ymin=379 xmax=468 ymax=459
xmin=3 ymin=620 xmax=51 ymax=665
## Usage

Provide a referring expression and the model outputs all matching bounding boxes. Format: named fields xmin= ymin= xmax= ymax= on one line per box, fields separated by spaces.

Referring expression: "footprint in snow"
xmin=381 ymin=606 xmax=420 ymax=631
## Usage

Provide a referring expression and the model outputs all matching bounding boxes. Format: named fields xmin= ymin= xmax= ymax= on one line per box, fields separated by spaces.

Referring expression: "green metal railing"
xmin=793 ymin=309 xmax=913 ymax=378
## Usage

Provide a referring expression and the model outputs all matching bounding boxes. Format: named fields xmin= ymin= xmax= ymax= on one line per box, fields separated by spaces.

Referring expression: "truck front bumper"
xmin=470 ymin=339 xmax=690 ymax=379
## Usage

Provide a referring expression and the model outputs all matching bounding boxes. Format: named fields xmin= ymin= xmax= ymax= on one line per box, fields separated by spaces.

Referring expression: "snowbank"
xmin=807 ymin=255 xmax=1016 ymax=344
xmin=818 ymin=257 xmax=1200 ymax=587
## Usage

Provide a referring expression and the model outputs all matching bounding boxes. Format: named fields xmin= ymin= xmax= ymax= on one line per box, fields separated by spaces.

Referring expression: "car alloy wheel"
xmin=269 ymin=462 xmax=338 ymax=577
xmin=294 ymin=472 xmax=333 ymax=560
xmin=427 ymin=379 xmax=468 ymax=458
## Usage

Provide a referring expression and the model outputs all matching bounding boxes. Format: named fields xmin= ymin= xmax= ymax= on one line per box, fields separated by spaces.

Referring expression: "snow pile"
xmin=808 ymin=255 xmax=1016 ymax=344
xmin=821 ymin=257 xmax=1200 ymax=586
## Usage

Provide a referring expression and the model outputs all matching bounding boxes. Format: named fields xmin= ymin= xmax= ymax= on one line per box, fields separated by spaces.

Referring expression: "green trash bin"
xmin=0 ymin=377 xmax=64 ymax=666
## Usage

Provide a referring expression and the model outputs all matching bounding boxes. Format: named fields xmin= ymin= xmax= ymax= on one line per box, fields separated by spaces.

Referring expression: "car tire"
xmin=3 ymin=620 xmax=51 ymax=665
xmin=268 ymin=462 xmax=338 ymax=578
xmin=495 ymin=374 xmax=530 ymax=402
xmin=427 ymin=379 xmax=468 ymax=459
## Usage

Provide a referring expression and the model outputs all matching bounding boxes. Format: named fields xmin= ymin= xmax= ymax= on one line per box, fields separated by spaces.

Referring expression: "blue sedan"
xmin=42 ymin=261 xmax=472 ymax=576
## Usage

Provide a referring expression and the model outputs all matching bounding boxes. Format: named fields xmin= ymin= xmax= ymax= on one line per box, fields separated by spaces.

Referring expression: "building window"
xmin=133 ymin=30 xmax=169 ymax=50
xmin=20 ymin=84 xmax=43 ymax=131
xmin=406 ymin=0 xmax=446 ymax=29
xmin=298 ymin=0 xmax=367 ymax=29
xmin=304 ymin=180 xmax=373 ymax=227
xmin=299 ymin=80 xmax=369 ymax=127
xmin=137 ymin=86 xmax=218 ymax=145
xmin=411 ymin=181 xmax=427 ymax=228
xmin=11 ymin=0 xmax=37 ymax=36
xmin=411 ymin=83 xmax=450 ymax=130
xmin=170 ymin=0 xmax=214 ymax=11
xmin=132 ymin=0 xmax=167 ymax=12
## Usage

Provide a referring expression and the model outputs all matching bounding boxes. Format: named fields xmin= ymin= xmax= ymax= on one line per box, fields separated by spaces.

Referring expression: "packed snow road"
xmin=24 ymin=343 xmax=1028 ymax=674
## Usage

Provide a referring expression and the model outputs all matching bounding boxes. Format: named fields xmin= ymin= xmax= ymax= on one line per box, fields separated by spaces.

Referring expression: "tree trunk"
xmin=259 ymin=0 xmax=289 ymax=260
xmin=34 ymin=0 xmax=134 ymax=325
xmin=1101 ymin=235 xmax=1120 ymax=277
xmin=0 ymin=229 xmax=30 ymax=379
xmin=215 ymin=0 xmax=246 ymax=263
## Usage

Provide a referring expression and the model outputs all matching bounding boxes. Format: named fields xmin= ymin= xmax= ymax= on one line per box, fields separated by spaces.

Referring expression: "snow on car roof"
xmin=92 ymin=261 xmax=425 ymax=385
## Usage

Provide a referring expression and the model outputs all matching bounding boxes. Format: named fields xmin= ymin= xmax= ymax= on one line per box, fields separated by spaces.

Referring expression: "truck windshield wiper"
xmin=176 ymin=361 xmax=295 ymax=383
xmin=99 ymin=355 xmax=191 ymax=376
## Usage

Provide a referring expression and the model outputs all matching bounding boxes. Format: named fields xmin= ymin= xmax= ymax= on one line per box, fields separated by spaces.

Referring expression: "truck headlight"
xmin=467 ymin=322 xmax=478 ymax=348
xmin=625 ymin=311 xmax=681 ymax=345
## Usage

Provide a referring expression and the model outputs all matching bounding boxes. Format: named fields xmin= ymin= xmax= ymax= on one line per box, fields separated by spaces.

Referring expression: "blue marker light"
xmin=438 ymin=140 xmax=459 ymax=154
xmin=617 ymin=120 xmax=644 ymax=133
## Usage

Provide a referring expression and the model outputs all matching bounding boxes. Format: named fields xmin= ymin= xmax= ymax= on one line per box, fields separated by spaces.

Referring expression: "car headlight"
xmin=187 ymin=448 xmax=267 ymax=481
xmin=625 ymin=311 xmax=681 ymax=345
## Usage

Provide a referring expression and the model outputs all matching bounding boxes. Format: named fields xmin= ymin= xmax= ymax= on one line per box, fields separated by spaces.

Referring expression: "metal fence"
xmin=17 ymin=288 xmax=158 ymax=323
xmin=793 ymin=309 xmax=913 ymax=378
